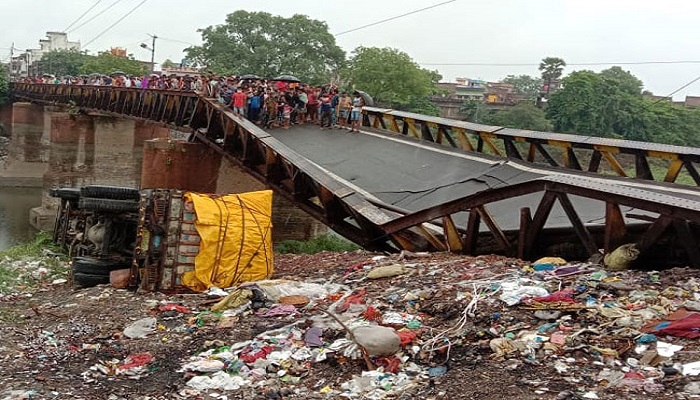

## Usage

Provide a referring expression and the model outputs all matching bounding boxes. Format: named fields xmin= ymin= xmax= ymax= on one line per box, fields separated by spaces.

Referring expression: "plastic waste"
xmin=604 ymin=243 xmax=640 ymax=270
xmin=533 ymin=257 xmax=567 ymax=265
xmin=367 ymin=264 xmax=408 ymax=279
xmin=682 ymin=361 xmax=700 ymax=376
xmin=158 ymin=303 xmax=190 ymax=313
xmin=428 ymin=365 xmax=447 ymax=377
xmin=657 ymin=341 xmax=683 ymax=357
xmin=498 ymin=281 xmax=549 ymax=306
xmin=186 ymin=371 xmax=247 ymax=390
xmin=653 ymin=313 xmax=700 ymax=338
xmin=353 ymin=325 xmax=401 ymax=356
xmin=636 ymin=333 xmax=657 ymax=343
xmin=533 ymin=288 xmax=576 ymax=303
xmin=119 ymin=353 xmax=154 ymax=371
xmin=123 ymin=317 xmax=157 ymax=339
xmin=182 ymin=359 xmax=226 ymax=372
xmin=211 ymin=288 xmax=253 ymax=312
xmin=257 ymin=304 xmax=298 ymax=317
xmin=304 ymin=327 xmax=324 ymax=347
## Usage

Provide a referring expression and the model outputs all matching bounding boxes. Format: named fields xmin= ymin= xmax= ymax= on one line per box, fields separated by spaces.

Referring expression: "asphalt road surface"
xmin=270 ymin=125 xmax=699 ymax=232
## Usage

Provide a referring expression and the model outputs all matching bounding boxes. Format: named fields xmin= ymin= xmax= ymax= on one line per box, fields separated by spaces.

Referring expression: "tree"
xmin=547 ymin=70 xmax=622 ymax=136
xmin=483 ymin=103 xmax=553 ymax=131
xmin=0 ymin=70 xmax=8 ymax=105
xmin=502 ymin=75 xmax=543 ymax=101
xmin=161 ymin=59 xmax=177 ymax=69
xmin=460 ymin=100 xmax=485 ymax=123
xmin=546 ymin=69 xmax=655 ymax=142
xmin=80 ymin=52 xmax=148 ymax=76
xmin=400 ymin=97 xmax=441 ymax=116
xmin=344 ymin=46 xmax=440 ymax=111
xmin=539 ymin=57 xmax=566 ymax=88
xmin=600 ymin=66 xmax=643 ymax=96
xmin=38 ymin=49 xmax=87 ymax=77
xmin=186 ymin=10 xmax=345 ymax=84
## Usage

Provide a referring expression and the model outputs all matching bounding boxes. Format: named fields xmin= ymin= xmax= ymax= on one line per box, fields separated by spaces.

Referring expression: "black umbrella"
xmin=109 ymin=71 xmax=127 ymax=77
xmin=273 ymin=74 xmax=301 ymax=83
xmin=354 ymin=90 xmax=375 ymax=107
xmin=239 ymin=74 xmax=261 ymax=81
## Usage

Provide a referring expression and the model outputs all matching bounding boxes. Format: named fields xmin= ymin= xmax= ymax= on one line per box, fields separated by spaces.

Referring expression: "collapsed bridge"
xmin=10 ymin=83 xmax=700 ymax=267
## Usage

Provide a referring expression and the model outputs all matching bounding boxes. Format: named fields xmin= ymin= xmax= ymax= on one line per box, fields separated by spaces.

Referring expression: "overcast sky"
xmin=3 ymin=0 xmax=700 ymax=99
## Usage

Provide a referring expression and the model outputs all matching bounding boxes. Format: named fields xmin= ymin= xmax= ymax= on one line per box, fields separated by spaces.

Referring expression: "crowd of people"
xmin=216 ymin=78 xmax=366 ymax=132
xmin=18 ymin=73 xmax=368 ymax=132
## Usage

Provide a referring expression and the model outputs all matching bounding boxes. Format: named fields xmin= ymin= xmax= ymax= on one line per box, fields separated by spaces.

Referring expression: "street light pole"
xmin=140 ymin=34 xmax=157 ymax=73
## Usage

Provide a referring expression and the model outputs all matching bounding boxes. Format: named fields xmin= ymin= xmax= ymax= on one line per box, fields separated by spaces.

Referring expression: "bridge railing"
xmin=363 ymin=106 xmax=700 ymax=186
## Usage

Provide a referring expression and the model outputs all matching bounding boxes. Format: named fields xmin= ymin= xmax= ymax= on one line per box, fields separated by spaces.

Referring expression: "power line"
xmin=64 ymin=0 xmax=103 ymax=32
xmin=334 ymin=0 xmax=457 ymax=36
xmin=420 ymin=60 xmax=700 ymax=67
xmin=82 ymin=0 xmax=149 ymax=49
xmin=68 ymin=0 xmax=127 ymax=33
xmin=653 ymin=75 xmax=700 ymax=103
xmin=158 ymin=36 xmax=197 ymax=47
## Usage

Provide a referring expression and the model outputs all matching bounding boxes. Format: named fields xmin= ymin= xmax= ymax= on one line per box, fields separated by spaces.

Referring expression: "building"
xmin=11 ymin=32 xmax=80 ymax=78
xmin=110 ymin=47 xmax=127 ymax=58
xmin=684 ymin=96 xmax=700 ymax=108
xmin=431 ymin=78 xmax=525 ymax=119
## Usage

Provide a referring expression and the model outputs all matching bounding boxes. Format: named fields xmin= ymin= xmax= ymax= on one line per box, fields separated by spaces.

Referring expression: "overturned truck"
xmin=50 ymin=186 xmax=275 ymax=292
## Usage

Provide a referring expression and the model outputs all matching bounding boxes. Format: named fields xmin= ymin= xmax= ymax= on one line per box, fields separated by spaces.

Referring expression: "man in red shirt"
xmin=231 ymin=88 xmax=248 ymax=117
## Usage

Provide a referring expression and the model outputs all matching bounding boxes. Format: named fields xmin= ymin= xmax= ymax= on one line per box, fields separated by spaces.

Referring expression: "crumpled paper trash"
xmin=123 ymin=317 xmax=157 ymax=339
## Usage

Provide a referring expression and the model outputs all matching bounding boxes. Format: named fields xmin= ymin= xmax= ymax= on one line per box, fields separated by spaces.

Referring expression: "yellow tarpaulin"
xmin=181 ymin=190 xmax=274 ymax=292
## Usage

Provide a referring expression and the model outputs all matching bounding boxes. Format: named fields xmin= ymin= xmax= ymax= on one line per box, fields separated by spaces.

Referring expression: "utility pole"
xmin=141 ymin=34 xmax=157 ymax=73
xmin=8 ymin=42 xmax=13 ymax=79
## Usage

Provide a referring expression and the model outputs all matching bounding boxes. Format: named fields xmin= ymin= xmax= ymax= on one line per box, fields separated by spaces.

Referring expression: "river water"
xmin=0 ymin=186 xmax=42 ymax=250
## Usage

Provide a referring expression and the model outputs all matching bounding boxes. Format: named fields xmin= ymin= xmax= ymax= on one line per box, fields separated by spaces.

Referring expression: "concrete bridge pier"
xmin=0 ymin=103 xmax=48 ymax=188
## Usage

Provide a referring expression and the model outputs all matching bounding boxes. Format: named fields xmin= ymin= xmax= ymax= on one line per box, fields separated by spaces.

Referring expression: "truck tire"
xmin=73 ymin=272 xmax=110 ymax=287
xmin=80 ymin=185 xmax=140 ymax=201
xmin=78 ymin=197 xmax=140 ymax=212
xmin=49 ymin=188 xmax=81 ymax=200
xmin=73 ymin=256 xmax=131 ymax=275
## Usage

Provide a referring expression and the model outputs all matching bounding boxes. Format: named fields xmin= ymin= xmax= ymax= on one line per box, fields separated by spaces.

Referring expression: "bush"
xmin=275 ymin=234 xmax=360 ymax=254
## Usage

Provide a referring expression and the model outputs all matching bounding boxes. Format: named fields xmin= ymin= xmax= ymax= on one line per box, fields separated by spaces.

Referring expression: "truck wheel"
xmin=50 ymin=188 xmax=81 ymax=200
xmin=73 ymin=256 xmax=131 ymax=275
xmin=73 ymin=272 xmax=110 ymax=287
xmin=80 ymin=185 xmax=140 ymax=201
xmin=78 ymin=197 xmax=140 ymax=212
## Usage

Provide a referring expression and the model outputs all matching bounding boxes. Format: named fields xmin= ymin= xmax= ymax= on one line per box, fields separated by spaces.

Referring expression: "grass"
xmin=0 ymin=231 xmax=61 ymax=259
xmin=275 ymin=233 xmax=360 ymax=254
xmin=0 ymin=231 xmax=69 ymax=295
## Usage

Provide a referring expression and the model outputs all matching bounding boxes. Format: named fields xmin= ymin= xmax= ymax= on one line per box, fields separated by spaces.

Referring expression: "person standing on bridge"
xmin=319 ymin=93 xmax=333 ymax=129
xmin=231 ymin=88 xmax=247 ymax=117
xmin=337 ymin=92 xmax=351 ymax=130
xmin=350 ymin=91 xmax=365 ymax=133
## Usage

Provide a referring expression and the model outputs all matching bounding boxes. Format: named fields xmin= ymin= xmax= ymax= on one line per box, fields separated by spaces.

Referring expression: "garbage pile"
xmin=5 ymin=250 xmax=700 ymax=399
xmin=0 ymin=252 xmax=69 ymax=297
xmin=170 ymin=253 xmax=700 ymax=399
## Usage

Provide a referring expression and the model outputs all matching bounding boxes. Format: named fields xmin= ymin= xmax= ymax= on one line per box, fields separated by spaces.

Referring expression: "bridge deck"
xmin=271 ymin=125 xmax=700 ymax=231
